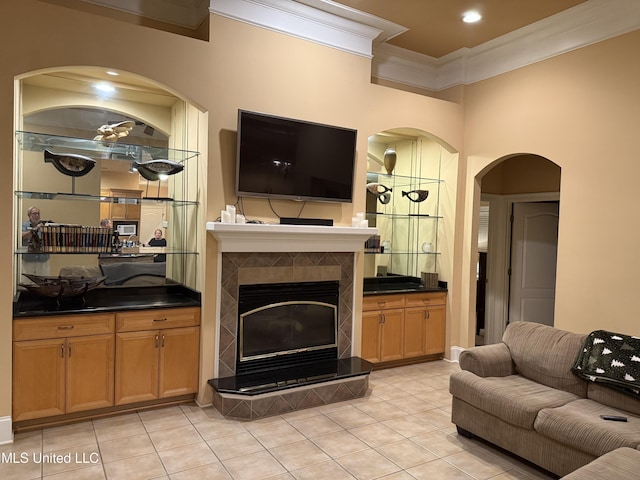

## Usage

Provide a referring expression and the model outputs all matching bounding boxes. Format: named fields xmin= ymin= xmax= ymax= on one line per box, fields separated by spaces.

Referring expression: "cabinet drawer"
xmin=116 ymin=307 xmax=200 ymax=332
xmin=405 ymin=292 xmax=447 ymax=308
xmin=14 ymin=314 xmax=115 ymax=341
xmin=363 ymin=294 xmax=405 ymax=311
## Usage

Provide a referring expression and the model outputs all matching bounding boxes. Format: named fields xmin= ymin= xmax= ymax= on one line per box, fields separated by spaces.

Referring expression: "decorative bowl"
xmin=20 ymin=274 xmax=106 ymax=297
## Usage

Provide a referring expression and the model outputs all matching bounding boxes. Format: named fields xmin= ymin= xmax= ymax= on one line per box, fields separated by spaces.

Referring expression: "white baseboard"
xmin=0 ymin=417 xmax=13 ymax=445
xmin=449 ymin=346 xmax=465 ymax=363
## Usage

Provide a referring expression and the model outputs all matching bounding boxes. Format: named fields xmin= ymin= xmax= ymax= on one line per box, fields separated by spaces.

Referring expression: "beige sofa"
xmin=449 ymin=321 xmax=640 ymax=477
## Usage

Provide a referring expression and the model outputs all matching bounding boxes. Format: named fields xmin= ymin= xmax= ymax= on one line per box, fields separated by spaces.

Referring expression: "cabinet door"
xmin=425 ymin=304 xmax=446 ymax=355
xmin=115 ymin=330 xmax=159 ymax=405
xmin=379 ymin=309 xmax=404 ymax=362
xmin=361 ymin=311 xmax=383 ymax=363
xmin=158 ymin=327 xmax=200 ymax=398
xmin=66 ymin=334 xmax=115 ymax=413
xmin=13 ymin=339 xmax=65 ymax=421
xmin=404 ymin=307 xmax=428 ymax=358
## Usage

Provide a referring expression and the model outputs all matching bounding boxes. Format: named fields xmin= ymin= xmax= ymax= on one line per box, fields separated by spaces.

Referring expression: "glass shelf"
xmin=15 ymin=190 xmax=199 ymax=206
xmin=365 ymin=251 xmax=440 ymax=256
xmin=16 ymin=131 xmax=199 ymax=163
xmin=366 ymin=171 xmax=442 ymax=187
xmin=15 ymin=247 xmax=199 ymax=256
xmin=365 ymin=212 xmax=442 ymax=219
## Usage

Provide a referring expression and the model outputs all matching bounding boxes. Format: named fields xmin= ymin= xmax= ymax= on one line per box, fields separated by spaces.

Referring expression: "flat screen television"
xmin=235 ymin=110 xmax=357 ymax=203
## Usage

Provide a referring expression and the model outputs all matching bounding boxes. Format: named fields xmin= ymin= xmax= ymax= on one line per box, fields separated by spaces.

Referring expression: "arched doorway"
xmin=476 ymin=154 xmax=561 ymax=345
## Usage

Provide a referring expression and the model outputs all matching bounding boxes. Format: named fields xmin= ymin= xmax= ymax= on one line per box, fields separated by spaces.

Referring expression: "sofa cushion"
xmin=503 ymin=321 xmax=587 ymax=396
xmin=449 ymin=370 xmax=581 ymax=429
xmin=561 ymin=447 xmax=640 ymax=480
xmin=535 ymin=398 xmax=640 ymax=457
xmin=588 ymin=383 xmax=640 ymax=416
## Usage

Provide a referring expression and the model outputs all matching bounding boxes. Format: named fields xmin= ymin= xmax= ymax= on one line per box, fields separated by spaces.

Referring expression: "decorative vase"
xmin=383 ymin=148 xmax=396 ymax=175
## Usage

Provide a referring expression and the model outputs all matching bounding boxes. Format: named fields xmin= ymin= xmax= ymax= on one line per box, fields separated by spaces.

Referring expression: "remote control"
xmin=600 ymin=415 xmax=628 ymax=422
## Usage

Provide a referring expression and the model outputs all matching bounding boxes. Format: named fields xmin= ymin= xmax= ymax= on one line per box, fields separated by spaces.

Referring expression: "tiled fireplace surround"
xmin=207 ymin=223 xmax=376 ymax=419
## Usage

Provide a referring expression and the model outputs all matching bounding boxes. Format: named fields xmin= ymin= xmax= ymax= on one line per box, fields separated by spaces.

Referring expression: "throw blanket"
xmin=572 ymin=330 xmax=640 ymax=397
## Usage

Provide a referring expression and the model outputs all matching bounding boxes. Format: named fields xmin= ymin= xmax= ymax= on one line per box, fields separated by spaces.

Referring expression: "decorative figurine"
xmin=44 ymin=149 xmax=96 ymax=177
xmin=402 ymin=189 xmax=429 ymax=203
xmin=366 ymin=182 xmax=393 ymax=205
xmin=94 ymin=120 xmax=135 ymax=142
xmin=366 ymin=182 xmax=392 ymax=195
xmin=383 ymin=148 xmax=396 ymax=175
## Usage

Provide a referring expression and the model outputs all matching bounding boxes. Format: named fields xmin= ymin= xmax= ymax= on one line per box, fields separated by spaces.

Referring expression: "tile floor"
xmin=0 ymin=360 xmax=558 ymax=480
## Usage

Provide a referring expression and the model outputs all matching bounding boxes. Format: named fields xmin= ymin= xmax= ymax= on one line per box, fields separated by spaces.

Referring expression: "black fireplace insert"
xmin=237 ymin=280 xmax=339 ymax=375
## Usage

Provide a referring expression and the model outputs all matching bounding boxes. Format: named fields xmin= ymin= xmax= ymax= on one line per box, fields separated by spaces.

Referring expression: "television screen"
xmin=235 ymin=110 xmax=357 ymax=202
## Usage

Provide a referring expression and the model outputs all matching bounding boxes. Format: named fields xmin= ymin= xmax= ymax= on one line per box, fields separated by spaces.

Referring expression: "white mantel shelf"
xmin=206 ymin=222 xmax=377 ymax=253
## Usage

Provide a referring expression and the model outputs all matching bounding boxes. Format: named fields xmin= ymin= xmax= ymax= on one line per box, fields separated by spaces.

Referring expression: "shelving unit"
xmin=14 ymin=131 xmax=200 ymax=288
xmin=365 ymin=137 xmax=444 ymax=279
xmin=366 ymin=171 xmax=442 ymax=277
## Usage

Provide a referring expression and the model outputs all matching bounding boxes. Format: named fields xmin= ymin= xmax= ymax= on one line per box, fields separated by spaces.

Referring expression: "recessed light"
xmin=462 ymin=10 xmax=482 ymax=23
xmin=106 ymin=70 xmax=119 ymax=76
xmin=94 ymin=82 xmax=116 ymax=93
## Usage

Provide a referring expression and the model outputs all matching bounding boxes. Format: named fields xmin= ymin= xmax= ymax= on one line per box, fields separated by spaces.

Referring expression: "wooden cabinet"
xmin=362 ymin=291 xmax=446 ymax=366
xmin=114 ymin=307 xmax=200 ymax=405
xmin=405 ymin=292 xmax=446 ymax=357
xmin=362 ymin=295 xmax=405 ymax=363
xmin=12 ymin=314 xmax=115 ymax=422
xmin=102 ymin=188 xmax=143 ymax=222
xmin=12 ymin=306 xmax=200 ymax=426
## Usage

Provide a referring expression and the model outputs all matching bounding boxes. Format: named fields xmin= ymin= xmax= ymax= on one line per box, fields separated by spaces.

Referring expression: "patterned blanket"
xmin=572 ymin=330 xmax=640 ymax=397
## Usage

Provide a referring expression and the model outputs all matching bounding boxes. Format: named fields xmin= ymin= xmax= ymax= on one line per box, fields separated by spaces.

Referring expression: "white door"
xmin=509 ymin=202 xmax=559 ymax=325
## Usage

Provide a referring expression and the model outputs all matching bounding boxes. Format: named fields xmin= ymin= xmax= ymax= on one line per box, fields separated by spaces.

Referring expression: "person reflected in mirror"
xmin=147 ymin=228 xmax=167 ymax=262
xmin=21 ymin=206 xmax=51 ymax=277
xmin=100 ymin=218 xmax=112 ymax=229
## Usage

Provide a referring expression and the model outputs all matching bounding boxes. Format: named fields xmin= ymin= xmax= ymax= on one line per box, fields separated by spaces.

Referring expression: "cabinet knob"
xmin=424 ymin=311 xmax=430 ymax=320
xmin=154 ymin=334 xmax=159 ymax=348
xmin=153 ymin=318 xmax=168 ymax=323
xmin=378 ymin=301 xmax=386 ymax=307
xmin=60 ymin=344 xmax=64 ymax=358
xmin=380 ymin=313 xmax=386 ymax=324
xmin=57 ymin=325 xmax=74 ymax=330
xmin=161 ymin=334 xmax=166 ymax=348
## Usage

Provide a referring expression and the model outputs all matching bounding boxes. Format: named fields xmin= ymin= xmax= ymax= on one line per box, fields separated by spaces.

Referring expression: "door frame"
xmin=482 ymin=192 xmax=560 ymax=345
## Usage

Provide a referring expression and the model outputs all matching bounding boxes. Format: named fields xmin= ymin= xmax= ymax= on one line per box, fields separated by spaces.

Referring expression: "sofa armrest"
xmin=459 ymin=343 xmax=515 ymax=377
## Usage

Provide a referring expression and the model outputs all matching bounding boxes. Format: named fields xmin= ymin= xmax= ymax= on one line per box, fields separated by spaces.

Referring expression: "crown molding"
xmin=209 ymin=0 xmax=391 ymax=58
xmin=80 ymin=0 xmax=210 ymax=29
xmin=210 ymin=0 xmax=640 ymax=90
xmin=373 ymin=0 xmax=640 ymax=90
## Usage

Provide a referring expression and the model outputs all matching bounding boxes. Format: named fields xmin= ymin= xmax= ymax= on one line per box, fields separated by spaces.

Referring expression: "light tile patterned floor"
xmin=0 ymin=361 xmax=557 ymax=480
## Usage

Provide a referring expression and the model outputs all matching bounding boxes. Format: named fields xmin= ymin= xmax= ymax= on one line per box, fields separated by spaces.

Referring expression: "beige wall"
xmin=459 ymin=29 xmax=640 ymax=347
xmin=0 ymin=1 xmax=463 ymax=425
xmin=481 ymin=155 xmax=561 ymax=195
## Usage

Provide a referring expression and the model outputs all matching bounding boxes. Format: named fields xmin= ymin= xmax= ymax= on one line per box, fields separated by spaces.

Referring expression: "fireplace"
xmin=206 ymin=223 xmax=376 ymax=419
xmin=237 ymin=281 xmax=339 ymax=375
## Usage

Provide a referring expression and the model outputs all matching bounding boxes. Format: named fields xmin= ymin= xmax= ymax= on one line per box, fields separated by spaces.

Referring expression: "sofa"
xmin=449 ymin=321 xmax=640 ymax=477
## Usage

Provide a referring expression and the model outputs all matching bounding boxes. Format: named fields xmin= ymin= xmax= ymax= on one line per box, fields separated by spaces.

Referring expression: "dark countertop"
xmin=13 ymin=284 xmax=201 ymax=318
xmin=363 ymin=275 xmax=447 ymax=296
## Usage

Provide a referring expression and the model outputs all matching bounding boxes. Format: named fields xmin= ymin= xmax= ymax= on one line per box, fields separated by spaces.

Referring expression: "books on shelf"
xmin=365 ymin=234 xmax=381 ymax=253
xmin=39 ymin=224 xmax=112 ymax=253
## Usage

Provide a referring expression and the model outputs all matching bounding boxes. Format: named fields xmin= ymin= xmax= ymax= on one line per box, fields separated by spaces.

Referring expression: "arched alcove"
xmin=14 ymin=66 xmax=206 ymax=291
xmin=365 ymin=128 xmax=458 ymax=282
xmin=475 ymin=153 xmax=561 ymax=345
